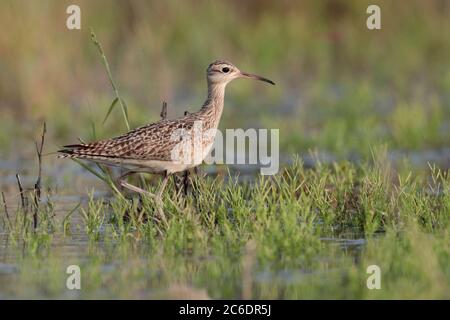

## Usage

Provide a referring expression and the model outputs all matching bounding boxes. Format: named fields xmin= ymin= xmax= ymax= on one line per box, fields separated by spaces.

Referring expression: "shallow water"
xmin=0 ymin=148 xmax=448 ymax=299
xmin=2 ymin=147 xmax=449 ymax=188
xmin=1 ymin=147 xmax=447 ymax=257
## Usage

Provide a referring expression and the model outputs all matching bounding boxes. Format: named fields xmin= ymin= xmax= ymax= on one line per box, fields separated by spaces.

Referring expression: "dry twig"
xmin=33 ymin=122 xmax=46 ymax=230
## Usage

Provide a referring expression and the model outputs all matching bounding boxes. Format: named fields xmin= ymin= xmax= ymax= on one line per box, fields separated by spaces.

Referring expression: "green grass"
xmin=1 ymin=155 xmax=448 ymax=299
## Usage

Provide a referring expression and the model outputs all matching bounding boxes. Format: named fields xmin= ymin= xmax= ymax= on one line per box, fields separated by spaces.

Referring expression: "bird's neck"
xmin=200 ymin=82 xmax=226 ymax=124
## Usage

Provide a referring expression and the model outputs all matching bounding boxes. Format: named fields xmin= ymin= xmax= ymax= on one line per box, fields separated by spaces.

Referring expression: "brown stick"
xmin=33 ymin=122 xmax=46 ymax=230
xmin=160 ymin=101 xmax=167 ymax=120
xmin=1 ymin=192 xmax=11 ymax=226
xmin=16 ymin=173 xmax=30 ymax=231
xmin=15 ymin=174 xmax=27 ymax=212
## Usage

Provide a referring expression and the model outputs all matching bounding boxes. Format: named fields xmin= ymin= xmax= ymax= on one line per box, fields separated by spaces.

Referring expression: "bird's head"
xmin=206 ymin=60 xmax=275 ymax=86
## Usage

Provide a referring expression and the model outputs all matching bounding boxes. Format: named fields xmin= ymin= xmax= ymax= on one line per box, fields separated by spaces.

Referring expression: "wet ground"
xmin=0 ymin=148 xmax=448 ymax=298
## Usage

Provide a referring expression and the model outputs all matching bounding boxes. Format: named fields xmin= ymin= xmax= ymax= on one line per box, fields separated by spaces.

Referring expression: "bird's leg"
xmin=172 ymin=170 xmax=190 ymax=197
xmin=116 ymin=170 xmax=147 ymax=202
xmin=120 ymin=172 xmax=170 ymax=224
xmin=156 ymin=172 xmax=170 ymax=201
xmin=174 ymin=167 xmax=198 ymax=198
xmin=183 ymin=169 xmax=189 ymax=196
xmin=153 ymin=172 xmax=170 ymax=223
xmin=115 ymin=170 xmax=136 ymax=187
xmin=116 ymin=170 xmax=153 ymax=197
xmin=120 ymin=180 xmax=157 ymax=198
xmin=172 ymin=174 xmax=181 ymax=195
xmin=190 ymin=166 xmax=200 ymax=204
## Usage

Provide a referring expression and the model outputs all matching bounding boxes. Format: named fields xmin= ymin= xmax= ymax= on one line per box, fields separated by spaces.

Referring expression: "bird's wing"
xmin=59 ymin=119 xmax=195 ymax=161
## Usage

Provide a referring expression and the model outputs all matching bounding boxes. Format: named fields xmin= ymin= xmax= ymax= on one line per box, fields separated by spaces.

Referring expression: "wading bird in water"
xmin=59 ymin=60 xmax=275 ymax=217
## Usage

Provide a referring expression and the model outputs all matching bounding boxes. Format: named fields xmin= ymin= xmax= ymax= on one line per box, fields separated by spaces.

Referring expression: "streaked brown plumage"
xmin=59 ymin=60 xmax=274 ymax=207
xmin=59 ymin=60 xmax=274 ymax=175
xmin=59 ymin=112 xmax=214 ymax=172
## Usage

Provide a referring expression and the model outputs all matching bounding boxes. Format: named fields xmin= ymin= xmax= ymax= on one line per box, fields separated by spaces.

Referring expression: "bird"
xmin=59 ymin=60 xmax=275 ymax=218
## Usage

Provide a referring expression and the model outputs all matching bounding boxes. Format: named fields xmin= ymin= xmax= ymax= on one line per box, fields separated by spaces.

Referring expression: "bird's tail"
xmin=58 ymin=143 xmax=121 ymax=163
xmin=58 ymin=144 xmax=95 ymax=159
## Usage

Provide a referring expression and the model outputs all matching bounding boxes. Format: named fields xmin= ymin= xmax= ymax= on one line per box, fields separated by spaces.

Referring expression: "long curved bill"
xmin=240 ymin=71 xmax=275 ymax=85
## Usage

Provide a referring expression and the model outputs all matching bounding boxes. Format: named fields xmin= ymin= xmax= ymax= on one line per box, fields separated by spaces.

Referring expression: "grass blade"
xmin=90 ymin=28 xmax=130 ymax=130
xmin=102 ymin=97 xmax=119 ymax=125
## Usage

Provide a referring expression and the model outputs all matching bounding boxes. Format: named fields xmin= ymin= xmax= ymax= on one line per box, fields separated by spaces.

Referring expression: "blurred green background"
xmin=0 ymin=0 xmax=449 ymax=300
xmin=0 ymin=0 xmax=449 ymax=161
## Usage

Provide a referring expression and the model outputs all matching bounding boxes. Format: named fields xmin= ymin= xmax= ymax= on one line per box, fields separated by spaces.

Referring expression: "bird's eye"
xmin=222 ymin=67 xmax=230 ymax=73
